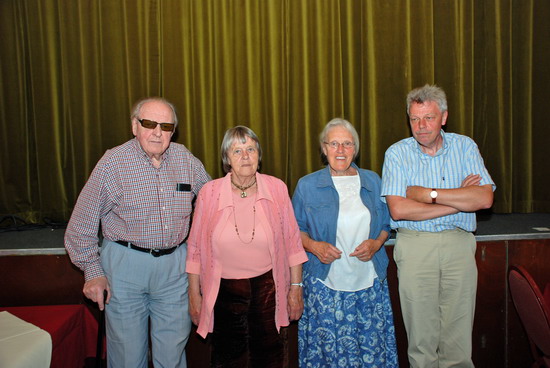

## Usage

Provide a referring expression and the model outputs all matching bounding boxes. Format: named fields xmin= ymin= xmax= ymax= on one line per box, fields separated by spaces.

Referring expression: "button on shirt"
xmin=65 ymin=138 xmax=211 ymax=281
xmin=381 ymin=130 xmax=496 ymax=232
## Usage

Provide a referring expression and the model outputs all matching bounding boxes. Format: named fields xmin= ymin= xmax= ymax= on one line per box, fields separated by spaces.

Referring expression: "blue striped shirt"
xmin=381 ymin=130 xmax=495 ymax=232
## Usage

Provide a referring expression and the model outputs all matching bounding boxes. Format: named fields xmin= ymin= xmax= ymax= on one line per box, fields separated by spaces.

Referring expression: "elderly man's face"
xmin=132 ymin=100 xmax=174 ymax=161
xmin=409 ymin=100 xmax=448 ymax=154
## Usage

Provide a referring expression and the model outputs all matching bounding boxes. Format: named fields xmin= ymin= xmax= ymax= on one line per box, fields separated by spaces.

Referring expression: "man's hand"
xmin=350 ymin=239 xmax=383 ymax=262
xmin=403 ymin=173 xmax=492 ymax=212
xmin=461 ymin=174 xmax=481 ymax=187
xmin=83 ymin=276 xmax=110 ymax=311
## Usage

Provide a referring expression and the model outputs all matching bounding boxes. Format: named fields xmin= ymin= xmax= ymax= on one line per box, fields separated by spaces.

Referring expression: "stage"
xmin=1 ymin=212 xmax=549 ymax=255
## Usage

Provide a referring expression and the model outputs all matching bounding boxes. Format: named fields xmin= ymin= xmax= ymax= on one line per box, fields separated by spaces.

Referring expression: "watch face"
xmin=430 ymin=190 xmax=438 ymax=199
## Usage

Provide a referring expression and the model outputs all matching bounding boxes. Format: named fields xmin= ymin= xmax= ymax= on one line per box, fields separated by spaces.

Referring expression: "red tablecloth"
xmin=0 ymin=305 xmax=99 ymax=368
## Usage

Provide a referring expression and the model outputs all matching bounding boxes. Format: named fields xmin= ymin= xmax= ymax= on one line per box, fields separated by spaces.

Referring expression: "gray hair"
xmin=319 ymin=118 xmax=360 ymax=161
xmin=221 ymin=125 xmax=262 ymax=173
xmin=406 ymin=84 xmax=448 ymax=115
xmin=131 ymin=97 xmax=178 ymax=128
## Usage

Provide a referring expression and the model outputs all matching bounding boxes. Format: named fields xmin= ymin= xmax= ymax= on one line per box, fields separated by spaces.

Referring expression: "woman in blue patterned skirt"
xmin=292 ymin=118 xmax=398 ymax=367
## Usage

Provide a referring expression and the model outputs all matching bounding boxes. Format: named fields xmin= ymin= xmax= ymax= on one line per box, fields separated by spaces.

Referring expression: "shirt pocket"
xmin=171 ymin=190 xmax=194 ymax=221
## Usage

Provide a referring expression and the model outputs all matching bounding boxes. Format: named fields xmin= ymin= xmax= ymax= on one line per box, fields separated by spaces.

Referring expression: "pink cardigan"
xmin=186 ymin=172 xmax=308 ymax=338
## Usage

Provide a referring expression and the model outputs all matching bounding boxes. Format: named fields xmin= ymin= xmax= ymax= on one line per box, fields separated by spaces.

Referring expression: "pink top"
xmin=214 ymin=191 xmax=272 ymax=278
xmin=186 ymin=172 xmax=308 ymax=338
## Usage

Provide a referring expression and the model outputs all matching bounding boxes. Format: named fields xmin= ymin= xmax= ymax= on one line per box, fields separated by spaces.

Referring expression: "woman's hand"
xmin=301 ymin=232 xmax=341 ymax=264
xmin=287 ymin=285 xmax=304 ymax=321
xmin=188 ymin=273 xmax=202 ymax=326
xmin=349 ymin=239 xmax=383 ymax=262
xmin=188 ymin=292 xmax=202 ymax=326
xmin=311 ymin=240 xmax=342 ymax=264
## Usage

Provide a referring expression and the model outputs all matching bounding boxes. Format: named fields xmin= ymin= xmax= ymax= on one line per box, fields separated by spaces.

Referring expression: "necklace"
xmin=233 ymin=200 xmax=256 ymax=244
xmin=231 ymin=177 xmax=257 ymax=198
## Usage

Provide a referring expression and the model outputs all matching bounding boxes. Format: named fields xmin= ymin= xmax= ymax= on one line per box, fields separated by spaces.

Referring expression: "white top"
xmin=321 ymin=175 xmax=377 ymax=291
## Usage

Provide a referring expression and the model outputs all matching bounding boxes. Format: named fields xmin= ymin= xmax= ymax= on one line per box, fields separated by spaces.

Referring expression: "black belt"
xmin=115 ymin=240 xmax=179 ymax=257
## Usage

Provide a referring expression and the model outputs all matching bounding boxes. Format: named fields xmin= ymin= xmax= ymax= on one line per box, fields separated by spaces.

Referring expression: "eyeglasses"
xmin=323 ymin=141 xmax=355 ymax=150
xmin=138 ymin=118 xmax=175 ymax=132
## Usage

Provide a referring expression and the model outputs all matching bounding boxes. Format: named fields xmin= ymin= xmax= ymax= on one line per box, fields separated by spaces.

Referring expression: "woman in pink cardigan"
xmin=186 ymin=126 xmax=308 ymax=367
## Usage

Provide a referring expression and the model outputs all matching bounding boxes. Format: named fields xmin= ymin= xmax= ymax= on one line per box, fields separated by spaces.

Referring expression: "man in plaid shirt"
xmin=65 ymin=97 xmax=211 ymax=368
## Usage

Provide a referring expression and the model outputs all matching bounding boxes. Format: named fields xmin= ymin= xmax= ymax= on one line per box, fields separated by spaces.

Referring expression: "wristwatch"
xmin=430 ymin=188 xmax=438 ymax=204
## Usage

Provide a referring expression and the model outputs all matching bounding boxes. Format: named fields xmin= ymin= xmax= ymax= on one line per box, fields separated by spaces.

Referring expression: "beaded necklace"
xmin=232 ymin=191 xmax=256 ymax=244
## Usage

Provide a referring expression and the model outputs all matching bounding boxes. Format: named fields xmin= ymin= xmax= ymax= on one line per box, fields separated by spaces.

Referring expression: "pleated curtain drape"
xmin=1 ymin=0 xmax=549 ymax=222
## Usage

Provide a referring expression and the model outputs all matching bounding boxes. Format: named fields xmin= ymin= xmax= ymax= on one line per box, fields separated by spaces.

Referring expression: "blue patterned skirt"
xmin=298 ymin=275 xmax=398 ymax=367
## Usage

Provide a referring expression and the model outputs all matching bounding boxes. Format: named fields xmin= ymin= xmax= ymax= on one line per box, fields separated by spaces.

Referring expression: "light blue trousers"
xmin=101 ymin=240 xmax=191 ymax=368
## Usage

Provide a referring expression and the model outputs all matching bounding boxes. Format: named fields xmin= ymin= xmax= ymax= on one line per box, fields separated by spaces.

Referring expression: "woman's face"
xmin=322 ymin=126 xmax=356 ymax=175
xmin=228 ymin=136 xmax=259 ymax=180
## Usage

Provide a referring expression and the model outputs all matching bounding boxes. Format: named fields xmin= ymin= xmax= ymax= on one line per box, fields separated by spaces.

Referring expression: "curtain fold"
xmin=1 ymin=0 xmax=549 ymax=222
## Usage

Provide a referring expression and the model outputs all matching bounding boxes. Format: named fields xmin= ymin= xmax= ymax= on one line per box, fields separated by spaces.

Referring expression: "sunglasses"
xmin=138 ymin=118 xmax=175 ymax=132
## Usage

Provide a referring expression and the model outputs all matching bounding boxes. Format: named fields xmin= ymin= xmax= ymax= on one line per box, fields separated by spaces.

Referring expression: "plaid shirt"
xmin=65 ymin=138 xmax=211 ymax=281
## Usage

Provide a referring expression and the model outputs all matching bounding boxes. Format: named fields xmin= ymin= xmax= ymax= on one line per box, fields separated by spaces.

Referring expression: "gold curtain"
xmin=1 ymin=0 xmax=549 ymax=222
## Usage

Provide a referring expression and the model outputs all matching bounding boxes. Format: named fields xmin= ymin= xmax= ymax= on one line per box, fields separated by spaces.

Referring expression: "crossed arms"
xmin=386 ymin=174 xmax=494 ymax=221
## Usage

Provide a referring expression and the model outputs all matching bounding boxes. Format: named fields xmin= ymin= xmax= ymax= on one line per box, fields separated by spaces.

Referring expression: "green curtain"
xmin=1 ymin=0 xmax=549 ymax=223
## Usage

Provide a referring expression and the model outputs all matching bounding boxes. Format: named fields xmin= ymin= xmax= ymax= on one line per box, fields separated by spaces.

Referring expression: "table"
xmin=0 ymin=311 xmax=52 ymax=368
xmin=0 ymin=305 xmax=99 ymax=368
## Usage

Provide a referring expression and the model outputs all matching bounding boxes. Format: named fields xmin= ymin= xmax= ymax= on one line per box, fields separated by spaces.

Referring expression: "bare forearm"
xmin=407 ymin=185 xmax=493 ymax=212
xmin=386 ymin=195 xmax=459 ymax=221
xmin=300 ymin=232 xmax=315 ymax=253
xmin=290 ymin=264 xmax=303 ymax=284
xmin=376 ymin=230 xmax=389 ymax=244
xmin=287 ymin=264 xmax=304 ymax=320
xmin=188 ymin=273 xmax=201 ymax=297
xmin=187 ymin=273 xmax=202 ymax=325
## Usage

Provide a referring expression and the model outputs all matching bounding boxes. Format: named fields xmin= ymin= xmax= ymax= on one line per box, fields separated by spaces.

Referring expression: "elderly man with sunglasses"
xmin=65 ymin=97 xmax=211 ymax=368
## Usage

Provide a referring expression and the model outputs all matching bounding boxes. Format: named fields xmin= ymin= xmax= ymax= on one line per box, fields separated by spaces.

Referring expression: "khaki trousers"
xmin=394 ymin=228 xmax=477 ymax=368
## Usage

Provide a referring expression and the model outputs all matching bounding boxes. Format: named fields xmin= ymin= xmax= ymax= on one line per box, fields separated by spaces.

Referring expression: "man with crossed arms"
xmin=381 ymin=84 xmax=495 ymax=368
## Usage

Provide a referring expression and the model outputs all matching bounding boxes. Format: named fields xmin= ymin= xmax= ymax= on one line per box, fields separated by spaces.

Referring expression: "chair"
xmin=508 ymin=265 xmax=550 ymax=368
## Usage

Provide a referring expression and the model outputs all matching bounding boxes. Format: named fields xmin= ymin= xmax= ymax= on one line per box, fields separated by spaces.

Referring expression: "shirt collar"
xmin=414 ymin=129 xmax=448 ymax=158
